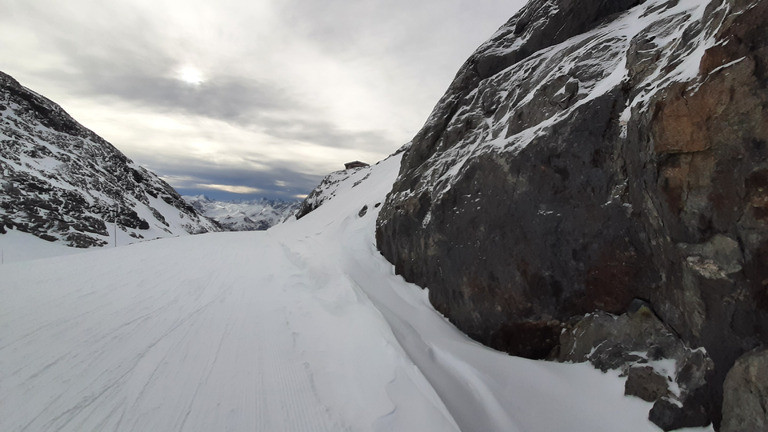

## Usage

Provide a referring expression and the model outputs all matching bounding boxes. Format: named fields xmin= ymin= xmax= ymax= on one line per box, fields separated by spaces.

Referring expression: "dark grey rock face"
xmin=0 ymin=71 xmax=219 ymax=247
xmin=376 ymin=0 xmax=768 ymax=429
xmin=474 ymin=0 xmax=644 ymax=80
xmin=721 ymin=348 xmax=768 ymax=432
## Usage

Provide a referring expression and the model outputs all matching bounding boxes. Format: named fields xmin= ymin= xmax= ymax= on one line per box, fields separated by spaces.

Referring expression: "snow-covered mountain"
xmin=0 ymin=71 xmax=219 ymax=247
xmin=183 ymin=195 xmax=300 ymax=231
xmin=295 ymin=163 xmax=384 ymax=219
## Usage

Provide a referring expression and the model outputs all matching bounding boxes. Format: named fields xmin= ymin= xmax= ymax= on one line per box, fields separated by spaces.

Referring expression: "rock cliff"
xmin=0 ymin=71 xmax=219 ymax=247
xmin=376 ymin=0 xmax=768 ymax=429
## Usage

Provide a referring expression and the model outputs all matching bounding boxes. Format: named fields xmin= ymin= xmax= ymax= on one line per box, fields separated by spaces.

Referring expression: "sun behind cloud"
xmin=175 ymin=65 xmax=206 ymax=86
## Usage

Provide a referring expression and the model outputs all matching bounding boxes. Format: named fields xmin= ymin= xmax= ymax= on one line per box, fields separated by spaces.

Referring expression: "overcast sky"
xmin=1 ymin=0 xmax=525 ymax=200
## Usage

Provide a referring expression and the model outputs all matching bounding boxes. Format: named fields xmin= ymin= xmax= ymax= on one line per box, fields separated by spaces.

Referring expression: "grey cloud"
xmin=3 ymin=1 xmax=290 ymax=124
xmin=258 ymin=117 xmax=395 ymax=153
xmin=146 ymin=158 xmax=322 ymax=201
xmin=85 ymin=73 xmax=295 ymax=124
xmin=38 ymin=43 xmax=400 ymax=157
xmin=39 ymin=33 xmax=296 ymax=124
xmin=30 ymin=18 xmax=399 ymax=154
xmin=63 ymin=56 xmax=397 ymax=154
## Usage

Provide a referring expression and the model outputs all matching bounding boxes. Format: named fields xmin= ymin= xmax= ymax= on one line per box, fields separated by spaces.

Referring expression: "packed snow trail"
xmin=1 ymin=155 xmax=713 ymax=431
xmin=1 ymin=231 xmax=458 ymax=432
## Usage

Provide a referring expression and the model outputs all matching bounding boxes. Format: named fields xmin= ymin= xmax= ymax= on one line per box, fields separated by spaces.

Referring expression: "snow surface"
xmin=1 ymin=154 xmax=714 ymax=431
xmin=0 ymin=228 xmax=87 ymax=264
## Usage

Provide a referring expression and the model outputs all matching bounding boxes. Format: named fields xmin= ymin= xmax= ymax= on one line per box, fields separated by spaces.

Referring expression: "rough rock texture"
xmin=0 ymin=71 xmax=219 ymax=247
xmin=721 ymin=348 xmax=768 ymax=432
xmin=558 ymin=304 xmax=714 ymax=430
xmin=376 ymin=0 xmax=768 ymax=429
xmin=625 ymin=366 xmax=670 ymax=402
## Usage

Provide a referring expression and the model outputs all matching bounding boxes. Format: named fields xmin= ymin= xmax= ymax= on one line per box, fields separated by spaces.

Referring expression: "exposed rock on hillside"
xmin=0 ymin=71 xmax=219 ymax=247
xmin=376 ymin=0 xmax=768 ymax=429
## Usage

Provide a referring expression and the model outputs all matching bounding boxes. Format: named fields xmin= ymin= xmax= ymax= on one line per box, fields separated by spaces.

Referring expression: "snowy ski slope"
xmin=0 ymin=155 xmax=712 ymax=431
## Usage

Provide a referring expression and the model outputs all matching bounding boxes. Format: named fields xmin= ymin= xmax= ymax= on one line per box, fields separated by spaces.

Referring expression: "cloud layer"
xmin=0 ymin=0 xmax=525 ymax=200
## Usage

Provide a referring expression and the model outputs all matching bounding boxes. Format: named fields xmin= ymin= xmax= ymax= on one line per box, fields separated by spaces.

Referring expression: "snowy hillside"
xmin=0 ymin=71 xmax=219 ymax=248
xmin=183 ymin=195 xmax=300 ymax=231
xmin=1 ymin=153 xmax=712 ymax=432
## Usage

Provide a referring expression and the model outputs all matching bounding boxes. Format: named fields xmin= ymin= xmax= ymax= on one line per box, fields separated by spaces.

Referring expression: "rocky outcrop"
xmin=721 ymin=348 xmax=768 ymax=432
xmin=376 ymin=0 xmax=768 ymax=429
xmin=558 ymin=304 xmax=714 ymax=430
xmin=0 ymin=71 xmax=219 ymax=247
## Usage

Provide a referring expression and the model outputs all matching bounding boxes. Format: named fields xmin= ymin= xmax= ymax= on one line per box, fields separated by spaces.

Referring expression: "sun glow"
xmin=175 ymin=65 xmax=206 ymax=86
xmin=197 ymin=184 xmax=264 ymax=194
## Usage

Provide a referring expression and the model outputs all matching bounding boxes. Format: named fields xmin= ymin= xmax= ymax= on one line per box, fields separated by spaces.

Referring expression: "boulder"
xmin=376 ymin=0 xmax=768 ymax=428
xmin=625 ymin=366 xmax=670 ymax=402
xmin=720 ymin=348 xmax=768 ymax=432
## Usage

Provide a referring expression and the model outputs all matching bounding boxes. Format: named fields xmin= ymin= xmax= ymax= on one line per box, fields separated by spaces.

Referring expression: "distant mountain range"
xmin=183 ymin=195 xmax=300 ymax=231
xmin=0 ymin=71 xmax=219 ymax=247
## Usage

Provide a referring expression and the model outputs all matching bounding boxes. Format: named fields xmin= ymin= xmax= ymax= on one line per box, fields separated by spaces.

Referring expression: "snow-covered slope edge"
xmin=276 ymin=155 xmax=703 ymax=432
xmin=294 ymin=167 xmax=369 ymax=219
xmin=1 ymin=153 xmax=708 ymax=431
xmin=0 ymin=71 xmax=219 ymax=248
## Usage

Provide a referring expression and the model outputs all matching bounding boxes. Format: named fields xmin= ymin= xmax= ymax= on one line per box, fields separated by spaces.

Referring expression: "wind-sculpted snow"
xmin=0 ymin=71 xmax=219 ymax=248
xmin=1 ymin=154 xmax=706 ymax=432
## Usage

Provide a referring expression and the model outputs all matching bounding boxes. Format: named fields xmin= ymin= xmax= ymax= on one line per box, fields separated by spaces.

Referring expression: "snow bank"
xmin=0 ymin=227 xmax=88 ymax=264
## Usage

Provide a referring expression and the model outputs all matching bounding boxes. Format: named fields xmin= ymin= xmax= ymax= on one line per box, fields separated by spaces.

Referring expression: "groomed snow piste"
xmin=0 ymin=154 xmax=713 ymax=432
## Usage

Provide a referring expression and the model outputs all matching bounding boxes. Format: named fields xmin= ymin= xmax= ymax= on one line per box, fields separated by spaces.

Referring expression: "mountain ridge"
xmin=0 ymin=70 xmax=219 ymax=247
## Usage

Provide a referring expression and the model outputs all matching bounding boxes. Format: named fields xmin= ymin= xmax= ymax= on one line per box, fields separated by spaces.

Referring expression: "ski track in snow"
xmin=1 ymin=155 xmax=713 ymax=432
xmin=0 ymin=233 xmax=410 ymax=432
